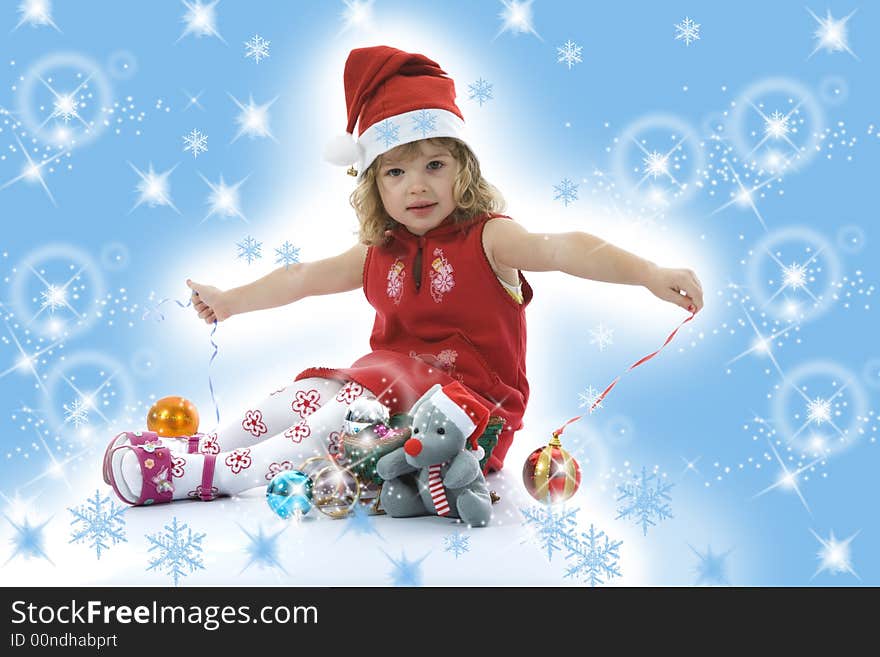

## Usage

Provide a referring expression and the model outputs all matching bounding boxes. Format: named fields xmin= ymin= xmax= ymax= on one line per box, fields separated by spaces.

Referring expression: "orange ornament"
xmin=147 ymin=396 xmax=200 ymax=437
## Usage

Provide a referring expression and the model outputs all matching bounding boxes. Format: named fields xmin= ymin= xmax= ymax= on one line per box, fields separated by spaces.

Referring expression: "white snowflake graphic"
xmin=674 ymin=17 xmax=701 ymax=46
xmin=467 ymin=78 xmax=493 ymax=106
xmin=521 ymin=505 xmax=579 ymax=561
xmin=764 ymin=110 xmax=792 ymax=139
xmin=374 ymin=119 xmax=400 ymax=148
xmin=806 ymin=397 xmax=832 ymax=425
xmin=643 ymin=150 xmax=670 ymax=179
xmin=615 ymin=466 xmax=674 ymax=536
xmin=274 ymin=241 xmax=300 ymax=268
xmin=236 ymin=235 xmax=262 ymax=264
xmin=145 ymin=517 xmax=206 ymax=586
xmin=68 ymin=490 xmax=127 ymax=560
xmin=565 ymin=524 xmax=623 ymax=587
xmin=443 ymin=532 xmax=470 ymax=559
xmin=183 ymin=128 xmax=208 ymax=158
xmin=52 ymin=93 xmax=79 ymax=123
xmin=39 ymin=283 xmax=67 ymax=313
xmin=577 ymin=385 xmax=604 ymax=414
xmin=63 ymin=398 xmax=89 ymax=428
xmin=556 ymin=40 xmax=583 ymax=69
xmin=411 ymin=110 xmax=438 ymax=138
xmin=589 ymin=323 xmax=614 ymax=351
xmin=244 ymin=34 xmax=270 ymax=63
xmin=553 ymin=178 xmax=578 ymax=206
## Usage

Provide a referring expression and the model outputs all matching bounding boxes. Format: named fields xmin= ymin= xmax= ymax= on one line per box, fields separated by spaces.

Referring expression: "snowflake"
xmin=577 ymin=385 xmax=604 ymax=414
xmin=145 ymin=517 xmax=206 ymax=586
xmin=468 ymin=78 xmax=493 ymax=106
xmin=553 ymin=178 xmax=578 ymax=206
xmin=39 ymin=283 xmax=67 ymax=313
xmin=443 ymin=532 xmax=470 ymax=559
xmin=374 ymin=119 xmax=400 ymax=148
xmin=520 ymin=505 xmax=579 ymax=561
xmin=765 ymin=110 xmax=791 ymax=139
xmin=674 ymin=17 xmax=701 ymax=46
xmin=411 ymin=110 xmax=438 ymax=138
xmin=52 ymin=93 xmax=78 ymax=123
xmin=782 ymin=262 xmax=808 ymax=290
xmin=807 ymin=397 xmax=832 ymax=425
xmin=183 ymin=128 xmax=208 ymax=158
xmin=565 ymin=524 xmax=623 ymax=587
xmin=274 ymin=241 xmax=300 ymax=268
xmin=589 ymin=323 xmax=614 ymax=351
xmin=615 ymin=466 xmax=674 ymax=536
xmin=556 ymin=40 xmax=583 ymax=69
xmin=643 ymin=151 xmax=670 ymax=179
xmin=63 ymin=398 xmax=89 ymax=428
xmin=244 ymin=34 xmax=270 ymax=63
xmin=68 ymin=490 xmax=127 ymax=560
xmin=236 ymin=235 xmax=262 ymax=264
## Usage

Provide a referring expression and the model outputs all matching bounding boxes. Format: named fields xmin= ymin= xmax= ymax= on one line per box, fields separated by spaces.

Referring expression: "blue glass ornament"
xmin=266 ymin=470 xmax=313 ymax=519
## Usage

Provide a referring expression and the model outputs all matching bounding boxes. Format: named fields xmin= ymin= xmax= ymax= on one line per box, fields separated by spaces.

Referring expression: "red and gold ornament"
xmin=522 ymin=431 xmax=581 ymax=503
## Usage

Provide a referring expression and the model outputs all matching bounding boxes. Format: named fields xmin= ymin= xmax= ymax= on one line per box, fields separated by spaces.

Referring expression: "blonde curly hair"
xmin=350 ymin=137 xmax=506 ymax=246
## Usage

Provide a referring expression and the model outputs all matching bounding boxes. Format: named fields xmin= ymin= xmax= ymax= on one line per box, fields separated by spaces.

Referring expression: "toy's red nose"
xmin=404 ymin=438 xmax=422 ymax=456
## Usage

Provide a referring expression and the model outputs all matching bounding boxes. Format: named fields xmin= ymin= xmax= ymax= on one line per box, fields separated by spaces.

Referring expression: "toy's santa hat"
xmin=428 ymin=381 xmax=490 ymax=456
xmin=323 ymin=45 xmax=468 ymax=177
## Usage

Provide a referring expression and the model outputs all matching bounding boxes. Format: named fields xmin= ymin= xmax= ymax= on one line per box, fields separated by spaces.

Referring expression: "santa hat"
xmin=323 ymin=45 xmax=468 ymax=177
xmin=427 ymin=381 xmax=490 ymax=453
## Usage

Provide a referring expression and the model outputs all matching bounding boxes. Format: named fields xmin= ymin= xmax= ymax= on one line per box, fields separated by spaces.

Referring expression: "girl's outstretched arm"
xmin=187 ymin=243 xmax=367 ymax=323
xmin=483 ymin=218 xmax=703 ymax=312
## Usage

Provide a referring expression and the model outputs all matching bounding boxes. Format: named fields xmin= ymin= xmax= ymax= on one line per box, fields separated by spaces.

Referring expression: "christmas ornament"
xmin=312 ymin=464 xmax=361 ymax=519
xmin=147 ymin=396 xmax=200 ymax=437
xmin=522 ymin=432 xmax=581 ymax=504
xmin=342 ymin=423 xmax=410 ymax=486
xmin=522 ymin=308 xmax=698 ymax=503
xmin=342 ymin=398 xmax=390 ymax=436
xmin=266 ymin=470 xmax=313 ymax=519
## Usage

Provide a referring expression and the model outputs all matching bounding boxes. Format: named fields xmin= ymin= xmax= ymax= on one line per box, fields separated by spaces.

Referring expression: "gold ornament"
xmin=147 ymin=396 xmax=200 ymax=437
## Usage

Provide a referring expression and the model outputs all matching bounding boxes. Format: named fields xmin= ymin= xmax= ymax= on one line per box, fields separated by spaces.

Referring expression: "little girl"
xmin=105 ymin=45 xmax=703 ymax=507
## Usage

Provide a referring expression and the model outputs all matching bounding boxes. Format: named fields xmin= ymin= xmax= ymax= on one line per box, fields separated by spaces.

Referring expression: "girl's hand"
xmin=645 ymin=266 xmax=704 ymax=313
xmin=186 ymin=279 xmax=235 ymax=324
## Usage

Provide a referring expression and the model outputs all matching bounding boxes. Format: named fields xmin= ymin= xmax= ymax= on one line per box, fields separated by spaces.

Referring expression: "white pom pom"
xmin=323 ymin=133 xmax=363 ymax=166
xmin=470 ymin=445 xmax=485 ymax=461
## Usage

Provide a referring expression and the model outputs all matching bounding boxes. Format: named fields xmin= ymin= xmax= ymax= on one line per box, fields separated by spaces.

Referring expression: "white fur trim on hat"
xmin=430 ymin=386 xmax=477 ymax=439
xmin=356 ymin=108 xmax=467 ymax=176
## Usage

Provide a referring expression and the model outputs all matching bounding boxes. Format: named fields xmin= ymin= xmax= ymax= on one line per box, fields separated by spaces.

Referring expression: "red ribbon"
xmin=553 ymin=309 xmax=697 ymax=438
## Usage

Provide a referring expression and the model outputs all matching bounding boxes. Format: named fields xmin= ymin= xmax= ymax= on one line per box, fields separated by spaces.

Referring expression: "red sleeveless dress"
xmin=296 ymin=213 xmax=532 ymax=471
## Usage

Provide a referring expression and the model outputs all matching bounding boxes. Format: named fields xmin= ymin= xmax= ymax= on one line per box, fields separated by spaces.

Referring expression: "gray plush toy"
xmin=376 ymin=382 xmax=493 ymax=527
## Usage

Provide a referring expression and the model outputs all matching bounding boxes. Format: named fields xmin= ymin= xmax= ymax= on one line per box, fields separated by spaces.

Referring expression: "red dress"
xmin=296 ymin=213 xmax=532 ymax=471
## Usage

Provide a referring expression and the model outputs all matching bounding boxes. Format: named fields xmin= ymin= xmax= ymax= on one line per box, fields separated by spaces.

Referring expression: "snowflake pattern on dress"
xmin=170 ymin=455 xmax=186 ymax=478
xmin=241 ymin=409 xmax=268 ymax=437
xmin=336 ymin=381 xmax=365 ymax=404
xmin=429 ymin=248 xmax=455 ymax=303
xmin=199 ymin=433 xmax=220 ymax=454
xmin=265 ymin=460 xmax=295 ymax=481
xmin=291 ymin=389 xmax=321 ymax=418
xmin=284 ymin=420 xmax=311 ymax=444
xmin=386 ymin=259 xmax=406 ymax=305
xmin=225 ymin=448 xmax=252 ymax=474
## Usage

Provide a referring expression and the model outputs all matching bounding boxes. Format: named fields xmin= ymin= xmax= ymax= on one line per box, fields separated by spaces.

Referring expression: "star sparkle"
xmin=382 ymin=549 xmax=428 ymax=586
xmin=199 ymin=173 xmax=249 ymax=223
xmin=15 ymin=0 xmax=61 ymax=32
xmin=178 ymin=0 xmax=226 ymax=43
xmin=239 ymin=524 xmax=287 ymax=574
xmin=229 ymin=93 xmax=278 ymax=142
xmin=339 ymin=0 xmax=375 ymax=35
xmin=807 ymin=8 xmax=858 ymax=60
xmin=3 ymin=512 xmax=54 ymax=565
xmin=690 ymin=544 xmax=732 ymax=586
xmin=496 ymin=0 xmax=542 ymax=40
xmin=128 ymin=162 xmax=180 ymax=214
xmin=810 ymin=529 xmax=860 ymax=579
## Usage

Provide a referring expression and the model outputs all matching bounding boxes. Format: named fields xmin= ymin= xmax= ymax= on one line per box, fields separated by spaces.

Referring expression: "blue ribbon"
xmin=142 ymin=294 xmax=221 ymax=429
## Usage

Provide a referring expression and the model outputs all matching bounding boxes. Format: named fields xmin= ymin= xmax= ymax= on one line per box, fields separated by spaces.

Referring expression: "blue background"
xmin=0 ymin=1 xmax=877 ymax=586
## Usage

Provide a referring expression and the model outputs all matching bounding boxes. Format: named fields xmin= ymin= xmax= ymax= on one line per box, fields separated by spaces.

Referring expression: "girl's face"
xmin=376 ymin=141 xmax=458 ymax=235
